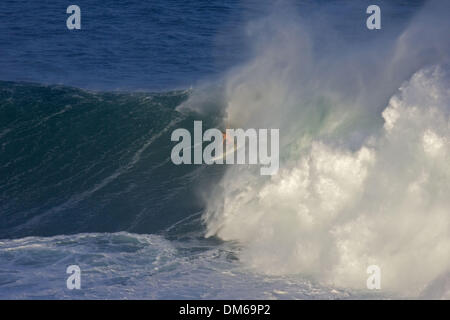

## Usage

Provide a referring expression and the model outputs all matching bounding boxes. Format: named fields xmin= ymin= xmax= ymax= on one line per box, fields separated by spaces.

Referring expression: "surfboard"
xmin=210 ymin=142 xmax=241 ymax=162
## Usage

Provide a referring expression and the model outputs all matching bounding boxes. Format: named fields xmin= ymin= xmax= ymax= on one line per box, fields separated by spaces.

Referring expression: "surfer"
xmin=223 ymin=131 xmax=236 ymax=151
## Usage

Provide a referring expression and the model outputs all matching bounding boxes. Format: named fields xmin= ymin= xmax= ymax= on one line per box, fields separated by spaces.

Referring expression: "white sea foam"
xmin=0 ymin=232 xmax=352 ymax=299
xmin=202 ymin=0 xmax=450 ymax=298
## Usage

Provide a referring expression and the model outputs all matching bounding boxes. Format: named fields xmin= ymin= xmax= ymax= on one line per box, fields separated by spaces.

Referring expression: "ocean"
xmin=0 ymin=0 xmax=449 ymax=299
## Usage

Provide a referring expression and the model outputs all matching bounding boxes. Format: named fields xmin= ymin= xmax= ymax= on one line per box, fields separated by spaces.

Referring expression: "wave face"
xmin=194 ymin=0 xmax=450 ymax=297
xmin=0 ymin=81 xmax=224 ymax=238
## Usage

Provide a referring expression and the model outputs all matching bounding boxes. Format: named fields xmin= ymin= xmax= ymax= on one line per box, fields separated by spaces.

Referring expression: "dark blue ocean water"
xmin=1 ymin=0 xmax=250 ymax=90
xmin=0 ymin=0 xmax=424 ymax=90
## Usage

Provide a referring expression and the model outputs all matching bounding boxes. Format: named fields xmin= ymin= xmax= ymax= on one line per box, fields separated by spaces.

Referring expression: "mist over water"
xmin=183 ymin=0 xmax=450 ymax=297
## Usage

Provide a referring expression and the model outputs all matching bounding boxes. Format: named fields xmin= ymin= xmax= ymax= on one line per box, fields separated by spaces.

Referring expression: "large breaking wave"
xmin=1 ymin=0 xmax=449 ymax=299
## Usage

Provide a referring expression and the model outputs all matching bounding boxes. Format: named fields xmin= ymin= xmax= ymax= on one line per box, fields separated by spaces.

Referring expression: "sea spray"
xmin=198 ymin=0 xmax=450 ymax=297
